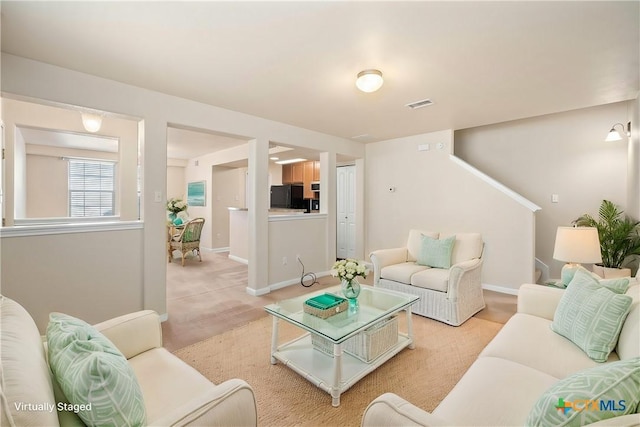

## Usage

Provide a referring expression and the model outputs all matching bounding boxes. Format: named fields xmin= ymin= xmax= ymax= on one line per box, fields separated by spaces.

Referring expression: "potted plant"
xmin=573 ymin=199 xmax=640 ymax=277
xmin=166 ymin=198 xmax=188 ymax=223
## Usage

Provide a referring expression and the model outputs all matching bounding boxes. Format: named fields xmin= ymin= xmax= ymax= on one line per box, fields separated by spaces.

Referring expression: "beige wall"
xmin=26 ymin=144 xmax=120 ymax=218
xmin=366 ymin=129 xmax=538 ymax=290
xmin=268 ymin=215 xmax=329 ymax=286
xmin=167 ymin=161 xmax=187 ymax=201
xmin=1 ymin=228 xmax=144 ymax=333
xmin=211 ymin=166 xmax=245 ymax=249
xmin=455 ymin=102 xmax=631 ymax=279
xmin=26 ymin=153 xmax=69 ymax=218
xmin=229 ymin=209 xmax=248 ymax=261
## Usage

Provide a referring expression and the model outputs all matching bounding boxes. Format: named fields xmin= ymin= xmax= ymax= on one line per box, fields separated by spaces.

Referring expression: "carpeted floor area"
xmin=174 ymin=312 xmax=503 ymax=427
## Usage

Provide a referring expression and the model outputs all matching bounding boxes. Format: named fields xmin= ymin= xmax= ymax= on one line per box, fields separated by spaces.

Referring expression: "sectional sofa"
xmin=362 ymin=269 xmax=640 ymax=426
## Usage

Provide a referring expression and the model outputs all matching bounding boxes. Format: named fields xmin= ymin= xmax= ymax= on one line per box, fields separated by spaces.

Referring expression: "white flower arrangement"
xmin=331 ymin=258 xmax=368 ymax=284
xmin=167 ymin=198 xmax=188 ymax=214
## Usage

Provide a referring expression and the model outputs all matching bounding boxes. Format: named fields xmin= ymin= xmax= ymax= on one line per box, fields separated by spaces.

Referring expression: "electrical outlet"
xmin=282 ymin=256 xmax=287 ymax=265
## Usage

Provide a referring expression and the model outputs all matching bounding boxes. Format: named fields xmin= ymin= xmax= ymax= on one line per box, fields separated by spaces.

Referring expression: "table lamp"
xmin=553 ymin=226 xmax=602 ymax=285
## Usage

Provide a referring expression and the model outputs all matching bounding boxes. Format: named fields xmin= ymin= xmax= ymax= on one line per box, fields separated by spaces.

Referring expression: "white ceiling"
xmin=19 ymin=127 xmax=119 ymax=153
xmin=167 ymin=126 xmax=248 ymax=160
xmin=2 ymin=1 xmax=638 ymax=147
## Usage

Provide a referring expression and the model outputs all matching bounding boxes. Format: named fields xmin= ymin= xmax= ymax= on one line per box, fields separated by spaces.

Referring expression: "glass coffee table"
xmin=264 ymin=285 xmax=419 ymax=407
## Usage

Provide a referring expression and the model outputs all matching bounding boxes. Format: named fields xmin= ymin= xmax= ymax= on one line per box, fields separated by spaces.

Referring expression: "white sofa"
xmin=362 ymin=282 xmax=640 ymax=426
xmin=0 ymin=295 xmax=257 ymax=426
xmin=370 ymin=230 xmax=484 ymax=326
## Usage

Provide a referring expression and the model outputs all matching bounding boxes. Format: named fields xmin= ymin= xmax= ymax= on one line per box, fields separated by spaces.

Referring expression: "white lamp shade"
xmin=81 ymin=113 xmax=102 ymax=133
xmin=605 ymin=129 xmax=622 ymax=142
xmin=553 ymin=226 xmax=602 ymax=264
xmin=356 ymin=69 xmax=384 ymax=93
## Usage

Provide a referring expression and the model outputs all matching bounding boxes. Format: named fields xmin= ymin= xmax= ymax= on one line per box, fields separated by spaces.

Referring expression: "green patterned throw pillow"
xmin=417 ymin=234 xmax=456 ymax=269
xmin=47 ymin=313 xmax=146 ymax=427
xmin=526 ymin=357 xmax=640 ymax=427
xmin=551 ymin=268 xmax=632 ymax=362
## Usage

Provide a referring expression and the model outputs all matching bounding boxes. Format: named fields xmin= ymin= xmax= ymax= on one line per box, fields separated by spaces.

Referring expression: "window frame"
xmin=67 ymin=157 xmax=117 ymax=218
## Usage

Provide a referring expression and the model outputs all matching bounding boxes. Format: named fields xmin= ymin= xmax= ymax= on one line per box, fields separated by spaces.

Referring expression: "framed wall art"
xmin=187 ymin=181 xmax=206 ymax=207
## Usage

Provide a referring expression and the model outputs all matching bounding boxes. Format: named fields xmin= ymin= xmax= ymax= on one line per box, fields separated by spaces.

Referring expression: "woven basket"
xmin=311 ymin=316 xmax=398 ymax=362
xmin=303 ymin=298 xmax=348 ymax=319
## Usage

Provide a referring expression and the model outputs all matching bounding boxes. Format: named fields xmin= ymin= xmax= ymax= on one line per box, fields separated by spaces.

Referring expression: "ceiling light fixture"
xmin=356 ymin=69 xmax=384 ymax=93
xmin=275 ymin=158 xmax=307 ymax=165
xmin=605 ymin=122 xmax=631 ymax=142
xmin=81 ymin=113 xmax=102 ymax=133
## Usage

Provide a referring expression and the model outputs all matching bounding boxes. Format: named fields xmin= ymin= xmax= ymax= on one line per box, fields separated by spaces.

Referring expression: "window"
xmin=68 ymin=159 xmax=116 ymax=217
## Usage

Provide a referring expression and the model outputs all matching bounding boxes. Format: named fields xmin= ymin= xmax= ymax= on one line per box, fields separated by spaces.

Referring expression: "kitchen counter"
xmin=227 ymin=207 xmax=308 ymax=215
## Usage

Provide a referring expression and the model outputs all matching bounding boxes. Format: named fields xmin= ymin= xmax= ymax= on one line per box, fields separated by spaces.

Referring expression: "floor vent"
xmin=405 ymin=99 xmax=434 ymax=109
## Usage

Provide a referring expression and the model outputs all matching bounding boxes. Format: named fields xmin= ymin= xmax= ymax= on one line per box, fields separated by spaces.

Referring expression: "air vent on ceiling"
xmin=405 ymin=99 xmax=434 ymax=110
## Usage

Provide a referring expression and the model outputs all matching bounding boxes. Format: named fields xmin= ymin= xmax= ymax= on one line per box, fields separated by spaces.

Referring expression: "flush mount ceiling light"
xmin=356 ymin=69 xmax=383 ymax=93
xmin=81 ymin=113 xmax=102 ymax=133
xmin=605 ymin=122 xmax=631 ymax=142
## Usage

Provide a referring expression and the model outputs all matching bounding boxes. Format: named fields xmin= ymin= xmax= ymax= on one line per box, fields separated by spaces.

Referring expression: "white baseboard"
xmin=245 ymin=270 xmax=333 ymax=296
xmin=482 ymin=283 xmax=519 ymax=296
xmin=203 ymin=246 xmax=230 ymax=253
xmin=228 ymin=254 xmax=248 ymax=265
xmin=245 ymin=286 xmax=270 ymax=296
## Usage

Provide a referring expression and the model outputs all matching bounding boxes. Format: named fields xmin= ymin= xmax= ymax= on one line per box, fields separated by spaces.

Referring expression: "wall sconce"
xmin=605 ymin=121 xmax=631 ymax=142
xmin=81 ymin=113 xmax=103 ymax=133
xmin=356 ymin=69 xmax=384 ymax=93
xmin=553 ymin=226 xmax=602 ymax=285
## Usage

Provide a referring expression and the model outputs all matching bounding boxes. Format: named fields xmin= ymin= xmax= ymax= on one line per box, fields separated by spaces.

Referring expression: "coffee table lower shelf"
xmin=271 ymin=332 xmax=412 ymax=407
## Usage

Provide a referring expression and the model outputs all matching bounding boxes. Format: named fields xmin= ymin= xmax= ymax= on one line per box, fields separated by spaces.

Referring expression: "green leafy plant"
xmin=573 ymin=200 xmax=640 ymax=270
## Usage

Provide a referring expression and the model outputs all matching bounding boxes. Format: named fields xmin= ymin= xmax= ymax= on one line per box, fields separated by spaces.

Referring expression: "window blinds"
xmin=68 ymin=159 xmax=116 ymax=217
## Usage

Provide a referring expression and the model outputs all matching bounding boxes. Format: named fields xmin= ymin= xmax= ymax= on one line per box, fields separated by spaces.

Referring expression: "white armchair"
xmin=0 ymin=295 xmax=257 ymax=427
xmin=369 ymin=230 xmax=484 ymax=326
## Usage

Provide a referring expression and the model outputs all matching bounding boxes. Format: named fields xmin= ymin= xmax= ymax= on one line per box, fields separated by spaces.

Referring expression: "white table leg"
xmin=331 ymin=342 xmax=343 ymax=407
xmin=406 ymin=306 xmax=415 ymax=350
xmin=270 ymin=316 xmax=279 ymax=365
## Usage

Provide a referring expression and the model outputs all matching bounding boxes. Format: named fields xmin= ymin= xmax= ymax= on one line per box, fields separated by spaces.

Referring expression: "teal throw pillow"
xmin=561 ymin=266 xmax=631 ymax=291
xmin=417 ymin=235 xmax=456 ymax=269
xmin=526 ymin=357 xmax=640 ymax=427
xmin=47 ymin=313 xmax=146 ymax=427
xmin=597 ymin=277 xmax=631 ymax=294
xmin=551 ymin=269 xmax=632 ymax=362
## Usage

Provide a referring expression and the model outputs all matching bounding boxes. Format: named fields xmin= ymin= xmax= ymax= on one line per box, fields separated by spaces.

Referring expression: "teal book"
xmin=305 ymin=293 xmax=346 ymax=310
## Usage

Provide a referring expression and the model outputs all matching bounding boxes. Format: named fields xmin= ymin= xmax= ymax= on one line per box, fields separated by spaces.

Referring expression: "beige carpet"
xmin=174 ymin=314 xmax=503 ymax=427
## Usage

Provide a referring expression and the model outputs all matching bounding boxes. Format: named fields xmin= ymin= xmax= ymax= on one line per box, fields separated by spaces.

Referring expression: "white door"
xmin=336 ymin=165 xmax=356 ymax=259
